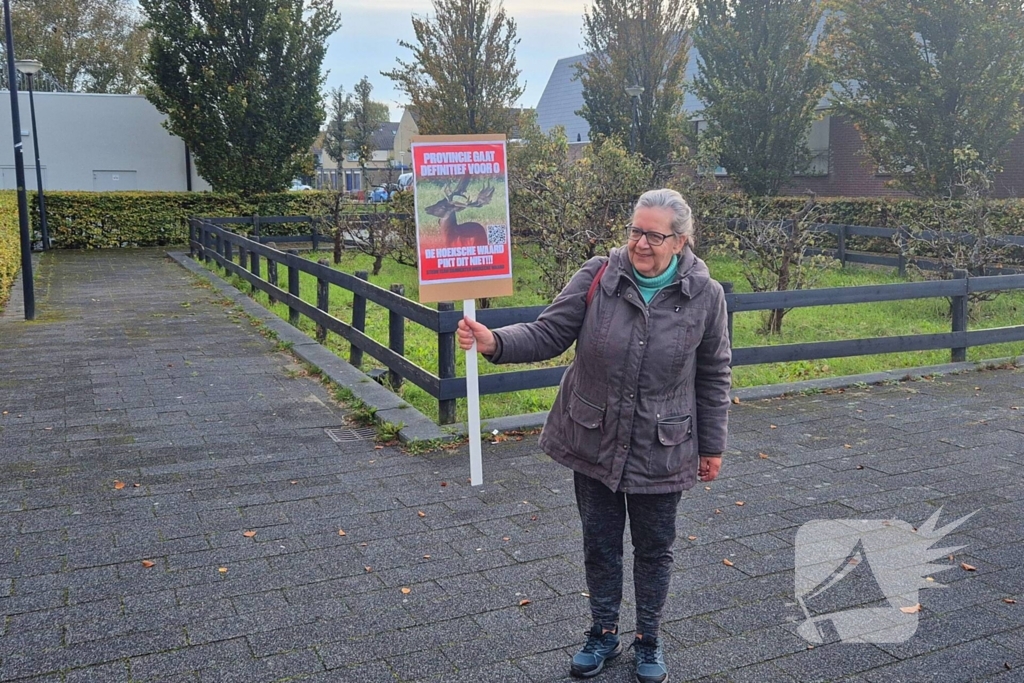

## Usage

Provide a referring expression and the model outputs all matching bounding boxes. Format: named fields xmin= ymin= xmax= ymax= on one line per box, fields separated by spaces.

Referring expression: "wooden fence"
xmin=191 ymin=216 xmax=1024 ymax=425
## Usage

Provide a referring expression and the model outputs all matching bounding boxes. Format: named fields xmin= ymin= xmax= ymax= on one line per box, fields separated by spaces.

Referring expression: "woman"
xmin=458 ymin=188 xmax=732 ymax=683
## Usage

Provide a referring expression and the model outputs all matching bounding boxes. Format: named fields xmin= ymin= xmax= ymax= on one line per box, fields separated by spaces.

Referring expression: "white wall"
xmin=0 ymin=91 xmax=210 ymax=192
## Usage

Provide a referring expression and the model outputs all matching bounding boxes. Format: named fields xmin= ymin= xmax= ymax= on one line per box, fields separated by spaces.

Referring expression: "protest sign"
xmin=411 ymin=134 xmax=513 ymax=304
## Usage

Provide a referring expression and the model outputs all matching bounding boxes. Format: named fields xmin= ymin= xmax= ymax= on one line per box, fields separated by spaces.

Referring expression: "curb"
xmin=170 ymin=251 xmax=1023 ymax=443
xmin=169 ymin=251 xmax=452 ymax=444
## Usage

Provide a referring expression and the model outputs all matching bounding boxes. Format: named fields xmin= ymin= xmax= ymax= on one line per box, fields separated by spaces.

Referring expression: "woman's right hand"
xmin=457 ymin=316 xmax=497 ymax=355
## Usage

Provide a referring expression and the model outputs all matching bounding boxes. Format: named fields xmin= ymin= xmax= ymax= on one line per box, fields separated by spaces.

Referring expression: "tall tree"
xmin=3 ymin=0 xmax=148 ymax=93
xmin=828 ymin=0 xmax=1024 ymax=197
xmin=324 ymin=77 xmax=390 ymax=167
xmin=384 ymin=0 xmax=524 ymax=136
xmin=691 ymin=0 xmax=831 ymax=197
xmin=141 ymin=0 xmax=341 ymax=194
xmin=576 ymin=0 xmax=690 ymax=165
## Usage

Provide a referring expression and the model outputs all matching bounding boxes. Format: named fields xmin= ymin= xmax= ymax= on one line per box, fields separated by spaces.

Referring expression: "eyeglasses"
xmin=626 ymin=226 xmax=675 ymax=246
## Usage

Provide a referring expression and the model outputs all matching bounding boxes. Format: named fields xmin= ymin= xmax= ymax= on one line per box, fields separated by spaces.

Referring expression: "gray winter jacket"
xmin=489 ymin=245 xmax=732 ymax=494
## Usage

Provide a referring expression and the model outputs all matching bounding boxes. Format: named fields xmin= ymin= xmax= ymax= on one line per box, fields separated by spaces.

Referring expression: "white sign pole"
xmin=463 ymin=299 xmax=483 ymax=486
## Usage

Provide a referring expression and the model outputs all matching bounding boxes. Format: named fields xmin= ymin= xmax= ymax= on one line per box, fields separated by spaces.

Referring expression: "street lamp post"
xmin=3 ymin=0 xmax=34 ymax=319
xmin=625 ymin=85 xmax=644 ymax=155
xmin=14 ymin=58 xmax=47 ymax=250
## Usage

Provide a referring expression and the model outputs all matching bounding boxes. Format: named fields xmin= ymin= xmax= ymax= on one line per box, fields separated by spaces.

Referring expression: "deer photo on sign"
xmin=411 ymin=135 xmax=513 ymax=303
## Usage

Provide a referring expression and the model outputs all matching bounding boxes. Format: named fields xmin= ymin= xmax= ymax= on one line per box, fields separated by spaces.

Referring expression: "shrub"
xmin=0 ymin=192 xmax=19 ymax=310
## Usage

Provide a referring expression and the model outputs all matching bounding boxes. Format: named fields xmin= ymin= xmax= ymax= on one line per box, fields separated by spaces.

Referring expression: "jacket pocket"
xmin=650 ymin=415 xmax=693 ymax=476
xmin=567 ymin=390 xmax=606 ymax=464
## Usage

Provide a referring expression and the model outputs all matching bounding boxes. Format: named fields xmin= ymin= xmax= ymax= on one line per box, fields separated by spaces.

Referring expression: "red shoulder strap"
xmin=586 ymin=261 xmax=609 ymax=308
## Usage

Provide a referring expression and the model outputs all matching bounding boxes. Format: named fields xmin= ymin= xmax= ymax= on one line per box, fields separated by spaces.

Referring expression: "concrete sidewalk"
xmin=1 ymin=249 xmax=1022 ymax=682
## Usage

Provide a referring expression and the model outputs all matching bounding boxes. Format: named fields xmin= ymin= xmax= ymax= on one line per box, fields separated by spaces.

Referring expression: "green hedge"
xmin=41 ymin=191 xmax=334 ymax=249
xmin=0 ymin=191 xmax=19 ymax=310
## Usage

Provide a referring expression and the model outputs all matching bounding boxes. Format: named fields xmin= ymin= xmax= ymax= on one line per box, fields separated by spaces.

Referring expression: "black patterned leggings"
xmin=574 ymin=471 xmax=682 ymax=638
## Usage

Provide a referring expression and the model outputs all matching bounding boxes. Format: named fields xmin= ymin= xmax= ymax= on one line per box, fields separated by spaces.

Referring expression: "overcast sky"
xmin=323 ymin=0 xmax=588 ymax=121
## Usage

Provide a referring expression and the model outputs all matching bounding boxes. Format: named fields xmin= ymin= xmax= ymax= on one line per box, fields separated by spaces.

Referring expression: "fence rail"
xmin=191 ymin=216 xmax=1024 ymax=425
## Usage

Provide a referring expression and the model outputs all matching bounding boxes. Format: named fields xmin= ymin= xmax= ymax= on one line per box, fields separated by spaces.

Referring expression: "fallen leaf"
xmin=243 ymin=530 xmax=257 ymax=538
xmin=759 ymin=452 xmax=769 ymax=459
xmin=687 ymin=535 xmax=697 ymax=541
xmin=899 ymin=604 xmax=922 ymax=614
xmin=141 ymin=560 xmax=155 ymax=568
xmin=360 ymin=542 xmax=368 ymax=547
xmin=843 ymin=444 xmax=852 ymax=449
xmin=704 ymin=486 xmax=711 ymax=491
xmin=1012 ymin=406 xmax=1019 ymax=411
xmin=848 ymin=558 xmax=859 ymax=565
xmin=856 ymin=465 xmax=864 ymax=470
xmin=423 ymin=555 xmax=431 ymax=559
xmin=401 ymin=587 xmax=411 ymax=594
xmin=338 ymin=529 xmax=346 ymax=536
xmin=113 ymin=481 xmax=125 ymax=490
xmin=364 ymin=566 xmax=372 ymax=572
xmin=417 ymin=511 xmax=426 ymax=518
xmin=374 ymin=445 xmax=384 ymax=450
xmin=723 ymin=559 xmax=734 ymax=567
xmin=715 ymin=509 xmax=722 ymax=514
xmin=1004 ymin=598 xmax=1017 ymax=604
xmin=735 ymin=501 xmax=745 ymax=506
xmin=961 ymin=562 xmax=977 ymax=571
xmin=44 ymin=426 xmax=52 ymax=431
xmin=218 ymin=567 xmax=228 ymax=574
xmin=948 ymin=554 xmax=954 ymax=561
xmin=502 ymin=536 xmax=510 ymax=541
xmin=519 ymin=599 xmax=531 ymax=606
xmin=925 ymin=576 xmax=934 ymax=582
xmin=289 ymin=480 xmax=298 ymax=485
xmin=530 ymin=516 xmax=538 ymax=521
xmin=731 ymin=396 xmax=740 ymax=404
xmin=581 ymin=591 xmax=590 ymax=597
xmin=133 ymin=483 xmax=140 ymax=488
xmin=440 ymin=482 xmax=447 ymax=487
xmin=770 ymin=424 xmax=777 ymax=429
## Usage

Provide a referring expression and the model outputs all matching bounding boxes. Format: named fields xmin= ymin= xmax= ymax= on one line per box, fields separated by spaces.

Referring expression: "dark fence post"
xmin=266 ymin=243 xmax=278 ymax=305
xmin=897 ymin=226 xmax=909 ymax=277
xmin=334 ymin=220 xmax=343 ymax=264
xmin=388 ymin=283 xmax=405 ymax=390
xmin=311 ymin=217 xmax=320 ymax=252
xmin=350 ymin=270 xmax=369 ymax=368
xmin=214 ymin=230 xmax=222 ymax=259
xmin=238 ymin=242 xmax=248 ymax=273
xmin=203 ymin=225 xmax=212 ymax=265
xmin=224 ymin=234 xmax=233 ymax=264
xmin=316 ymin=258 xmax=330 ymax=344
xmin=951 ymin=269 xmax=968 ymax=362
xmin=837 ymin=224 xmax=847 ymax=267
xmin=721 ymin=282 xmax=734 ymax=349
xmin=253 ymin=214 xmax=261 ymax=241
xmin=188 ymin=219 xmax=196 ymax=258
xmin=437 ymin=301 xmax=457 ymax=425
xmin=249 ymin=240 xmax=261 ymax=294
xmin=287 ymin=249 xmax=301 ymax=327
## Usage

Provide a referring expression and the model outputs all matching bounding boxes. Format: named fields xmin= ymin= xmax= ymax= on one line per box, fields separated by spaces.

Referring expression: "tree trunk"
xmin=372 ymin=254 xmax=383 ymax=276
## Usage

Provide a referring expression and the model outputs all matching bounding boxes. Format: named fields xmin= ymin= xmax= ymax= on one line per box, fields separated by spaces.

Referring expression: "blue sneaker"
xmin=631 ymin=635 xmax=668 ymax=683
xmin=570 ymin=625 xmax=622 ymax=678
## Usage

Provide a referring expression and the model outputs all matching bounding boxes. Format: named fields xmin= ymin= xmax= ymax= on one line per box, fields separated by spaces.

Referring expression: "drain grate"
xmin=325 ymin=426 xmax=377 ymax=443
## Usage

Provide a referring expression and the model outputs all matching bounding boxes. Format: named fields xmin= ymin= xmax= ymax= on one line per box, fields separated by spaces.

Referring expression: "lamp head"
xmin=14 ymin=59 xmax=43 ymax=76
xmin=625 ymin=85 xmax=644 ymax=98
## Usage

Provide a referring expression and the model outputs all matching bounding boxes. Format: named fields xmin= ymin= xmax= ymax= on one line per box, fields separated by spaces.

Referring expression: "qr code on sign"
xmin=486 ymin=225 xmax=507 ymax=244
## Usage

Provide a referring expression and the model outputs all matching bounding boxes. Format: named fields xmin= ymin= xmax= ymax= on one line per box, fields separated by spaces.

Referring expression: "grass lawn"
xmin=206 ymin=245 xmax=1024 ymax=424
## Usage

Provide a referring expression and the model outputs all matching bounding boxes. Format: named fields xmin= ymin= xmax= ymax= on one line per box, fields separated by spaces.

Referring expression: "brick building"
xmin=535 ymin=53 xmax=1024 ymax=199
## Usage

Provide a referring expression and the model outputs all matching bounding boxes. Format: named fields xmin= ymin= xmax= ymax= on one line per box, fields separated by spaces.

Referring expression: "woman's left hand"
xmin=698 ymin=456 xmax=721 ymax=482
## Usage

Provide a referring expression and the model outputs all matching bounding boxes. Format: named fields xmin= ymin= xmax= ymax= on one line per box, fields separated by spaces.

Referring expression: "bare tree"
xmin=723 ymin=192 xmax=835 ymax=335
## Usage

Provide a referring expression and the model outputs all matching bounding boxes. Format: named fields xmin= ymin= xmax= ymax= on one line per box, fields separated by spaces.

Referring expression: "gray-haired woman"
xmin=458 ymin=188 xmax=732 ymax=683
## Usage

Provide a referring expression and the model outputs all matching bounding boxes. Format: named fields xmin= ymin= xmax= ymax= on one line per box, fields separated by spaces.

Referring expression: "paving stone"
xmin=1 ymin=250 xmax=1022 ymax=682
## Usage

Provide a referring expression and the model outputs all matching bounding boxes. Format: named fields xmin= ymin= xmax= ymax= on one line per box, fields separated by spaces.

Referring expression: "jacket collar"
xmin=604 ymin=245 xmax=709 ymax=300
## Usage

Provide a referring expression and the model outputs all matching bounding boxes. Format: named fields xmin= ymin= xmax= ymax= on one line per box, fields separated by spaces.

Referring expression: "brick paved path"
xmin=1 ymin=249 xmax=1022 ymax=682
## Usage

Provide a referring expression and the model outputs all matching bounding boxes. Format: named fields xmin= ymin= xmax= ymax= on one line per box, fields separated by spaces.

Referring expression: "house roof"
xmin=372 ymin=122 xmax=399 ymax=151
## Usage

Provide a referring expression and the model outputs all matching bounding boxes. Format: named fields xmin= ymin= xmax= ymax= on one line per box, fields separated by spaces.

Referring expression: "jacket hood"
xmin=604 ymin=245 xmax=710 ymax=300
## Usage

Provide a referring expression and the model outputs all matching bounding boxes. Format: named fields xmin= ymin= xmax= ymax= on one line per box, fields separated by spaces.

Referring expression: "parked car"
xmin=397 ymin=172 xmax=414 ymax=192
xmin=289 ymin=179 xmax=312 ymax=191
xmin=369 ymin=186 xmax=390 ymax=203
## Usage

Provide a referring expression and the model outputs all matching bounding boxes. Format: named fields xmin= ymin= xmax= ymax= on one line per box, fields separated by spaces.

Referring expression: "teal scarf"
xmin=632 ymin=255 xmax=679 ymax=304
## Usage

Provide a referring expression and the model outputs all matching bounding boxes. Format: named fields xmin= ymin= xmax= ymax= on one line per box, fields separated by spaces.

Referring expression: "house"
xmin=313 ymin=121 xmax=402 ymax=192
xmin=534 ymin=52 xmax=1024 ymax=198
xmin=0 ymin=91 xmax=208 ymax=191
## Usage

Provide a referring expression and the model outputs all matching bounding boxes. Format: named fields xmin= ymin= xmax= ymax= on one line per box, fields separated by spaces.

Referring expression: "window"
xmin=799 ymin=115 xmax=830 ymax=177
